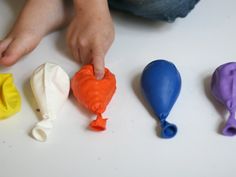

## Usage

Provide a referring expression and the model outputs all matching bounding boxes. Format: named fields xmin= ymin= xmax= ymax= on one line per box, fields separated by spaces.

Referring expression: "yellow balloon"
xmin=0 ymin=74 xmax=21 ymax=120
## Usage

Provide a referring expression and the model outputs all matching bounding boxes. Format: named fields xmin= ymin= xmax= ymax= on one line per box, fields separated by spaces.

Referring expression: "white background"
xmin=0 ymin=0 xmax=236 ymax=177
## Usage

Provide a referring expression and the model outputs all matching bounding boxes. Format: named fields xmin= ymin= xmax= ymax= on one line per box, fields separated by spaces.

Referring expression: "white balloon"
xmin=30 ymin=63 xmax=70 ymax=142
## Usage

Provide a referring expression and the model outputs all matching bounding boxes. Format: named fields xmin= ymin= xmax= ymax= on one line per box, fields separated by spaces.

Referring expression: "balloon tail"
xmin=160 ymin=120 xmax=177 ymax=139
xmin=89 ymin=114 xmax=107 ymax=131
xmin=222 ymin=111 xmax=236 ymax=136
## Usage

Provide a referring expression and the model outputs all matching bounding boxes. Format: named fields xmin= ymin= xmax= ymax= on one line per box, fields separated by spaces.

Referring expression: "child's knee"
xmin=109 ymin=0 xmax=200 ymax=21
xmin=152 ymin=0 xmax=200 ymax=22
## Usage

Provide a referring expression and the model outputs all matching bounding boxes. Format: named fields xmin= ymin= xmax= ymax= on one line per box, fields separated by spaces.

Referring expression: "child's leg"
xmin=0 ymin=0 xmax=72 ymax=66
xmin=108 ymin=0 xmax=199 ymax=22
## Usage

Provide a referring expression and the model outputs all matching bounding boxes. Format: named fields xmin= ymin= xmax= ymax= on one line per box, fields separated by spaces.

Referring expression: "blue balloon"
xmin=141 ymin=60 xmax=181 ymax=138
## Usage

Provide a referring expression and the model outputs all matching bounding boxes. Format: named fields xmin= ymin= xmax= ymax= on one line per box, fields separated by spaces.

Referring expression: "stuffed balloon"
xmin=211 ymin=62 xmax=236 ymax=136
xmin=30 ymin=63 xmax=70 ymax=142
xmin=141 ymin=60 xmax=181 ymax=138
xmin=0 ymin=74 xmax=21 ymax=120
xmin=71 ymin=64 xmax=116 ymax=131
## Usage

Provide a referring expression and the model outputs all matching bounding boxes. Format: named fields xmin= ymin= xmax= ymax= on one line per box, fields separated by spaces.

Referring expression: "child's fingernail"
xmin=96 ymin=73 xmax=104 ymax=80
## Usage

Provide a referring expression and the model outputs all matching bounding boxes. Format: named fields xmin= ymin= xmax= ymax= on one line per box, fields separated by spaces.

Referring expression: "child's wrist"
xmin=73 ymin=0 xmax=109 ymax=16
xmin=73 ymin=0 xmax=108 ymax=10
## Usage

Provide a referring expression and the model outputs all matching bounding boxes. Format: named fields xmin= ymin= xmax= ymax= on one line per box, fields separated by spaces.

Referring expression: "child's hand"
xmin=67 ymin=0 xmax=114 ymax=79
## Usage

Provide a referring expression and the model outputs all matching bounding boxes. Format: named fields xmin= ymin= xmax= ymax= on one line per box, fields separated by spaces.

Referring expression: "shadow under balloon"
xmin=203 ymin=75 xmax=227 ymax=135
xmin=132 ymin=73 xmax=162 ymax=138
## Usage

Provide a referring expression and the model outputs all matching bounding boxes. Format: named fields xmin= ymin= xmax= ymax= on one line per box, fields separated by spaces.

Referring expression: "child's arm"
xmin=67 ymin=0 xmax=115 ymax=79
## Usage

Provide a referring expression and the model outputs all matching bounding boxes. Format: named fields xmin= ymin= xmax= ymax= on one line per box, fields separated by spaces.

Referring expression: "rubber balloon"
xmin=30 ymin=63 xmax=70 ymax=142
xmin=141 ymin=60 xmax=181 ymax=138
xmin=0 ymin=74 xmax=21 ymax=120
xmin=211 ymin=62 xmax=236 ymax=136
xmin=71 ymin=64 xmax=116 ymax=131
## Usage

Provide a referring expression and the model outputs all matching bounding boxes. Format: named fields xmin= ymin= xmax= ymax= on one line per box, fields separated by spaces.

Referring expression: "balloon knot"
xmin=89 ymin=114 xmax=107 ymax=131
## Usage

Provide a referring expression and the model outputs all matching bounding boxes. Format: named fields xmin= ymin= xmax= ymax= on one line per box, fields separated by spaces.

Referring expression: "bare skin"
xmin=0 ymin=0 xmax=70 ymax=66
xmin=0 ymin=0 xmax=114 ymax=79
xmin=67 ymin=0 xmax=114 ymax=79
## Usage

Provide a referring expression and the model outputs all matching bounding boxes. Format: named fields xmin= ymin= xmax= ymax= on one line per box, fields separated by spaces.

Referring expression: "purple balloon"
xmin=211 ymin=62 xmax=236 ymax=136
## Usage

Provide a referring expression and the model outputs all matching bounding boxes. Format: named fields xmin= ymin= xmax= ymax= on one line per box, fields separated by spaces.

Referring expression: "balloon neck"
xmin=89 ymin=113 xmax=107 ymax=131
xmin=222 ymin=111 xmax=236 ymax=136
xmin=160 ymin=120 xmax=177 ymax=139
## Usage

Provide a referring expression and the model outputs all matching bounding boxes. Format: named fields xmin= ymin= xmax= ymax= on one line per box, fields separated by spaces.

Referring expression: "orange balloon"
xmin=71 ymin=64 xmax=116 ymax=131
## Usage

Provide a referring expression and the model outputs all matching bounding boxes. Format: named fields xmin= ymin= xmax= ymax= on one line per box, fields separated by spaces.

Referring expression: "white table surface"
xmin=0 ymin=0 xmax=236 ymax=177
